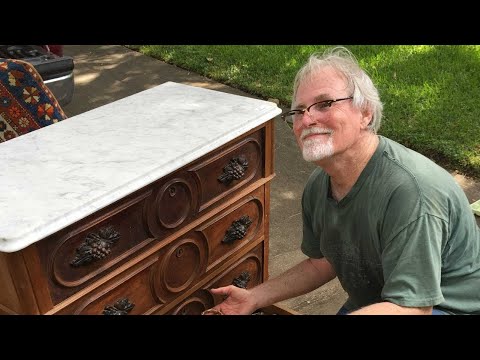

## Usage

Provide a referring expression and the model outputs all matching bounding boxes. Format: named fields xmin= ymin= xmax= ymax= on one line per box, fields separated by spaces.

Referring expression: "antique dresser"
xmin=0 ymin=82 xmax=281 ymax=315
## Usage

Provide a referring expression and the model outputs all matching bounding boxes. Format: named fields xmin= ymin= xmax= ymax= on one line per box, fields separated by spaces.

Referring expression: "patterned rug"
xmin=0 ymin=58 xmax=67 ymax=143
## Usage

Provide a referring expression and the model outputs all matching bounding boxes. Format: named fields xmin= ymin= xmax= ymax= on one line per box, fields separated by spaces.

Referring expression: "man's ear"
xmin=361 ymin=108 xmax=373 ymax=129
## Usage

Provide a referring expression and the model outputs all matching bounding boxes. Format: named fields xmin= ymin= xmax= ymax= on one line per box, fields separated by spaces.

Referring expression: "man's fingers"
xmin=209 ymin=286 xmax=231 ymax=295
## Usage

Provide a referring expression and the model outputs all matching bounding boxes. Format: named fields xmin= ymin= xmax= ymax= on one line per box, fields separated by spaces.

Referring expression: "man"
xmin=208 ymin=46 xmax=480 ymax=315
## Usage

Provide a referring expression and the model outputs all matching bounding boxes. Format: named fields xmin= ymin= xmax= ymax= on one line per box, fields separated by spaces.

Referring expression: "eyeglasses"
xmin=280 ymin=96 xmax=353 ymax=129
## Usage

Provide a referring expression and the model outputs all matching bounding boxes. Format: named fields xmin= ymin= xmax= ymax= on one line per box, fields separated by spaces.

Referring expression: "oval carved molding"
xmin=152 ymin=233 xmax=208 ymax=303
xmin=144 ymin=175 xmax=198 ymax=238
xmin=170 ymin=290 xmax=214 ymax=315
xmin=48 ymin=190 xmax=153 ymax=289
xmin=155 ymin=178 xmax=193 ymax=229
xmin=211 ymin=251 xmax=263 ymax=290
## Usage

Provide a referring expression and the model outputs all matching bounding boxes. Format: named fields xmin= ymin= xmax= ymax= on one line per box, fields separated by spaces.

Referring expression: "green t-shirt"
xmin=301 ymin=136 xmax=480 ymax=314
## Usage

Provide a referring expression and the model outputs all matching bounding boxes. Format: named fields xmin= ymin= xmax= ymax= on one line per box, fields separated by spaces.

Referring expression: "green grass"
xmin=128 ymin=45 xmax=480 ymax=178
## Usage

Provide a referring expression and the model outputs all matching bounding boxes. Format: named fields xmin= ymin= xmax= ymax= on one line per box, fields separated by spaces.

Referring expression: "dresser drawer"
xmin=153 ymin=186 xmax=264 ymax=303
xmin=36 ymin=187 xmax=156 ymax=304
xmin=165 ymin=242 xmax=264 ymax=315
xmin=54 ymin=252 xmax=163 ymax=315
xmin=188 ymin=128 xmax=264 ymax=212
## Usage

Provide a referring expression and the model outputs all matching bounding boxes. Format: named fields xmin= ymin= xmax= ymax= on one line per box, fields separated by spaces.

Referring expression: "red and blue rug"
xmin=0 ymin=58 xmax=67 ymax=143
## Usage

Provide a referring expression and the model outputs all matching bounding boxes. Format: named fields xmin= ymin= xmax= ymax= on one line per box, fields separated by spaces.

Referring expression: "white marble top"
xmin=0 ymin=82 xmax=281 ymax=252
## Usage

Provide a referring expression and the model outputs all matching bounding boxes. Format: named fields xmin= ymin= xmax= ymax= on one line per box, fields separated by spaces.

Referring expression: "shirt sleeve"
xmin=381 ymin=214 xmax=446 ymax=307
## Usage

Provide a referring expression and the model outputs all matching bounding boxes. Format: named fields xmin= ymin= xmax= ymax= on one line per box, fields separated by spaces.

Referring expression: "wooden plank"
xmin=264 ymin=119 xmax=275 ymax=177
xmin=263 ymin=182 xmax=270 ymax=281
xmin=23 ymin=245 xmax=54 ymax=313
xmin=0 ymin=303 xmax=17 ymax=315
xmin=4 ymin=251 xmax=40 ymax=314
xmin=0 ymin=253 xmax=21 ymax=313
xmin=263 ymin=120 xmax=274 ymax=281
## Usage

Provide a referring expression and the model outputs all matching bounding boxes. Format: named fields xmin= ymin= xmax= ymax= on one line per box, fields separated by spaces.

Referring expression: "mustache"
xmin=300 ymin=127 xmax=334 ymax=141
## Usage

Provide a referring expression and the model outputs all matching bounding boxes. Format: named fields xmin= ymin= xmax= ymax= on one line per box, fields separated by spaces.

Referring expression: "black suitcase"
xmin=0 ymin=45 xmax=75 ymax=106
xmin=0 ymin=45 xmax=74 ymax=81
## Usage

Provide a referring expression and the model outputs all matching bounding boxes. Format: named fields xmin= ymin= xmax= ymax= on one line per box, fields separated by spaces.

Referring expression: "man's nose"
xmin=300 ymin=109 xmax=317 ymax=127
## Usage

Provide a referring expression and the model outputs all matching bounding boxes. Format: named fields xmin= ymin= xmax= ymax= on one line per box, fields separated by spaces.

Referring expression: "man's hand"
xmin=205 ymin=285 xmax=257 ymax=315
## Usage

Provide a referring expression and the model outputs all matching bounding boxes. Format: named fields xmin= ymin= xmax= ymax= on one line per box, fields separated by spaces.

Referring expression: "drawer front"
xmin=200 ymin=185 xmax=264 ymax=270
xmin=153 ymin=187 xmax=264 ymax=303
xmin=166 ymin=243 xmax=264 ymax=315
xmin=188 ymin=128 xmax=263 ymax=212
xmin=55 ymin=253 xmax=163 ymax=315
xmin=37 ymin=188 xmax=156 ymax=304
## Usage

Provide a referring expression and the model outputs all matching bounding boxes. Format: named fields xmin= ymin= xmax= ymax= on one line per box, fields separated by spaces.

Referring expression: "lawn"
xmin=129 ymin=45 xmax=480 ymax=178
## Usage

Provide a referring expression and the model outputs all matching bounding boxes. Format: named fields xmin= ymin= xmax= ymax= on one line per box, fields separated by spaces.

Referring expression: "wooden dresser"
xmin=0 ymin=82 xmax=281 ymax=315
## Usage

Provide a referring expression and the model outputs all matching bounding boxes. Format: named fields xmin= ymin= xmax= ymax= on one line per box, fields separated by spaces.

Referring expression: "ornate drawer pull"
xmin=232 ymin=271 xmax=251 ymax=289
xmin=103 ymin=298 xmax=135 ymax=315
xmin=217 ymin=155 xmax=248 ymax=185
xmin=70 ymin=226 xmax=120 ymax=267
xmin=222 ymin=215 xmax=252 ymax=244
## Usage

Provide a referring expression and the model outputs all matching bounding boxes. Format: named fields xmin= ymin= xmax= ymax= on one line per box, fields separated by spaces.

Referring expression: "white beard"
xmin=301 ymin=128 xmax=334 ymax=162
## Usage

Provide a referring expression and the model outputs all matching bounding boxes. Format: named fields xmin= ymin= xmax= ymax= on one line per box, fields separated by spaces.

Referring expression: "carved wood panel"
xmin=55 ymin=253 xmax=163 ymax=315
xmin=168 ymin=290 xmax=214 ymax=315
xmin=189 ymin=130 xmax=263 ymax=212
xmin=152 ymin=232 xmax=208 ymax=303
xmin=144 ymin=172 xmax=199 ymax=239
xmin=165 ymin=243 xmax=263 ymax=315
xmin=36 ymin=188 xmax=154 ymax=304
xmin=208 ymin=243 xmax=263 ymax=294
xmin=197 ymin=186 xmax=264 ymax=271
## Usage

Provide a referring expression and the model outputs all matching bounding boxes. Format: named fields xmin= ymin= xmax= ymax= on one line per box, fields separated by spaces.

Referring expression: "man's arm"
xmin=349 ymin=302 xmax=433 ymax=315
xmin=250 ymin=257 xmax=336 ymax=310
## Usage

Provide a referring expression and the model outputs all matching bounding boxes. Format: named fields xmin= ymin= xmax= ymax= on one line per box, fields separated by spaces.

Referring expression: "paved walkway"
xmin=63 ymin=45 xmax=480 ymax=314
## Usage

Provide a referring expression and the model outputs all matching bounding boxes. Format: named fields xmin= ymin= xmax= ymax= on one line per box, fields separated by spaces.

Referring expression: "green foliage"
xmin=131 ymin=45 xmax=480 ymax=178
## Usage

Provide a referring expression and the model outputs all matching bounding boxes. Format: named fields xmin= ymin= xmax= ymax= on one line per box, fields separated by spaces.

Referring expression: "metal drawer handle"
xmin=218 ymin=155 xmax=248 ymax=185
xmin=222 ymin=215 xmax=252 ymax=244
xmin=232 ymin=271 xmax=251 ymax=289
xmin=70 ymin=225 xmax=120 ymax=267
xmin=103 ymin=298 xmax=135 ymax=315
